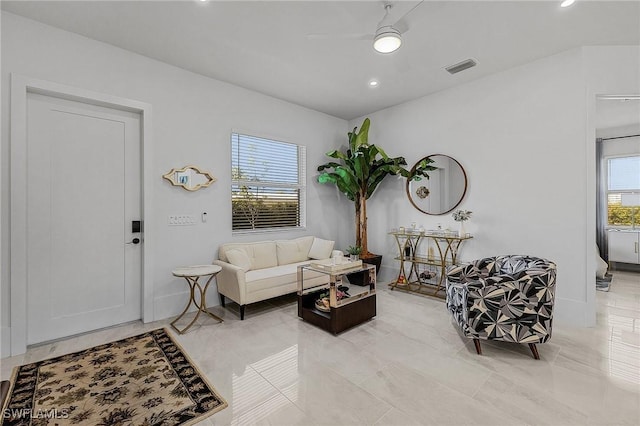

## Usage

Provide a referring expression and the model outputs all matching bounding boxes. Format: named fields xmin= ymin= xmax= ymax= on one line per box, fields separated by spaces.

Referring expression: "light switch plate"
xmin=168 ymin=214 xmax=196 ymax=226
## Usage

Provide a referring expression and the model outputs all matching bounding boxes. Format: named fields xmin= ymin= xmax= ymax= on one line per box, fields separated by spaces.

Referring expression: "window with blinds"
xmin=231 ymin=133 xmax=306 ymax=231
xmin=607 ymin=155 xmax=640 ymax=227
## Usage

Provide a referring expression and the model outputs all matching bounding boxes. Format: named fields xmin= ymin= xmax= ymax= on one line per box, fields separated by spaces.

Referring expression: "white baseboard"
xmin=153 ymin=290 xmax=222 ymax=322
xmin=1 ymin=326 xmax=11 ymax=358
xmin=380 ymin=265 xmax=590 ymax=327
xmin=377 ymin=264 xmax=400 ymax=284
xmin=553 ymin=297 xmax=589 ymax=327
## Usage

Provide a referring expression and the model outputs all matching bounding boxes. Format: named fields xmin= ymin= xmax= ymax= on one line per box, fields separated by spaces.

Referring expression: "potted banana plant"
xmin=317 ymin=118 xmax=435 ymax=271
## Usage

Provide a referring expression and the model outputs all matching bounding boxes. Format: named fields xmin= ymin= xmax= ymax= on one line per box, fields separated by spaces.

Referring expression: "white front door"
xmin=26 ymin=93 xmax=142 ymax=345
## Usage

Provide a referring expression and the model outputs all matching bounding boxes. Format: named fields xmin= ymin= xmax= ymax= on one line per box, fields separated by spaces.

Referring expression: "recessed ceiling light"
xmin=369 ymin=80 xmax=379 ymax=87
xmin=560 ymin=0 xmax=576 ymax=8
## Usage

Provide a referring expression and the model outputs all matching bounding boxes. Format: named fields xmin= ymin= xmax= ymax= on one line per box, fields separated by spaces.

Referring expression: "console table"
xmin=389 ymin=230 xmax=472 ymax=298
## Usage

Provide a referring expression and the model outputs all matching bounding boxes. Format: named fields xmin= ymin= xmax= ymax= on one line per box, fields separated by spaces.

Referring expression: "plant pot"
xmin=362 ymin=254 xmax=382 ymax=273
xmin=346 ymin=254 xmax=382 ymax=286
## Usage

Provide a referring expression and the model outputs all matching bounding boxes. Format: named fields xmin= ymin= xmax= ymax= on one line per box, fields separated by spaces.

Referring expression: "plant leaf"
xmin=317 ymin=161 xmax=343 ymax=172
xmin=352 ymin=118 xmax=370 ymax=148
xmin=326 ymin=150 xmax=348 ymax=161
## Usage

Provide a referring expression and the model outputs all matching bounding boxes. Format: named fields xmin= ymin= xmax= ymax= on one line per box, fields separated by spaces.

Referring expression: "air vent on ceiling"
xmin=445 ymin=59 xmax=477 ymax=75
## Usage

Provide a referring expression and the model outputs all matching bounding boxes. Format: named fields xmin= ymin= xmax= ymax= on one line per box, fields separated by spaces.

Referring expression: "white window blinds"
xmin=607 ymin=155 xmax=640 ymax=227
xmin=231 ymin=133 xmax=306 ymax=231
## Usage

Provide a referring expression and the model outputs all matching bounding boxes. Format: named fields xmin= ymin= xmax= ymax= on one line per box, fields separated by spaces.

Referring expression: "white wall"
xmin=601 ymin=134 xmax=640 ymax=158
xmin=1 ymin=12 xmax=347 ymax=356
xmin=348 ymin=46 xmax=640 ymax=327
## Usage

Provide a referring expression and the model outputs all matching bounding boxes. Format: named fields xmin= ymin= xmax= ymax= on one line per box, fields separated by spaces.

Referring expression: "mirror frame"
xmin=406 ymin=154 xmax=468 ymax=215
xmin=162 ymin=165 xmax=217 ymax=191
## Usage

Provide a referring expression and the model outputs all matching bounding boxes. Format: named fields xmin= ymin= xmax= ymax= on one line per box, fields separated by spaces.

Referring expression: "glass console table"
xmin=389 ymin=230 xmax=473 ymax=298
xmin=297 ymin=263 xmax=376 ymax=334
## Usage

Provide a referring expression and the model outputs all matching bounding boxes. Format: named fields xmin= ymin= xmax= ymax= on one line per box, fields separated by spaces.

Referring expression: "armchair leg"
xmin=473 ymin=338 xmax=482 ymax=355
xmin=528 ymin=343 xmax=540 ymax=360
xmin=219 ymin=293 xmax=225 ymax=307
xmin=240 ymin=305 xmax=245 ymax=320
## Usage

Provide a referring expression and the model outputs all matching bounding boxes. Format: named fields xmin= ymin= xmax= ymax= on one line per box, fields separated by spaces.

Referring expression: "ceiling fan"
xmin=307 ymin=1 xmax=424 ymax=54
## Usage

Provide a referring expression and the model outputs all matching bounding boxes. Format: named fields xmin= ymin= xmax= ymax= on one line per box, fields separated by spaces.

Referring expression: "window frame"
xmin=231 ymin=131 xmax=306 ymax=234
xmin=605 ymin=154 xmax=640 ymax=228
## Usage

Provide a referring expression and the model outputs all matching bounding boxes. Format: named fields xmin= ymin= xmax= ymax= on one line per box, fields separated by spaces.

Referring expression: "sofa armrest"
xmin=213 ymin=260 xmax=247 ymax=305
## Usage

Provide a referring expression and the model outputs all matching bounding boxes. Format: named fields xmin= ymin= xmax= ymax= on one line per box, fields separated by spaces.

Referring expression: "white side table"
xmin=171 ymin=264 xmax=223 ymax=334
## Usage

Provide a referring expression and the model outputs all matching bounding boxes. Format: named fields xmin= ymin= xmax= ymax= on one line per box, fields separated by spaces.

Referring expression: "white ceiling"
xmin=3 ymin=0 xmax=639 ymax=120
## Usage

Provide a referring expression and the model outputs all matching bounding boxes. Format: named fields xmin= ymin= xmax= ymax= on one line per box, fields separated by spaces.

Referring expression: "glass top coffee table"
xmin=297 ymin=262 xmax=376 ymax=334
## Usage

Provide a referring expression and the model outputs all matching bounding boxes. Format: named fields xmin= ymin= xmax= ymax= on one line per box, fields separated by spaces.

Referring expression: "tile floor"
xmin=2 ymin=271 xmax=639 ymax=425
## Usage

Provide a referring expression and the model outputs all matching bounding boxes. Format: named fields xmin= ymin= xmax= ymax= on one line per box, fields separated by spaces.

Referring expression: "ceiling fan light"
xmin=373 ymin=27 xmax=402 ymax=53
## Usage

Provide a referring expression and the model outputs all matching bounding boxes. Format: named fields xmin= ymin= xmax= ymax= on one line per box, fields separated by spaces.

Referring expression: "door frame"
xmin=10 ymin=74 xmax=154 ymax=356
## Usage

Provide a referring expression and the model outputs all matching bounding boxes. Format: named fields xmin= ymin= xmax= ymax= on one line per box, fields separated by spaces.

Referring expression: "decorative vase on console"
xmin=452 ymin=209 xmax=472 ymax=238
xmin=458 ymin=220 xmax=466 ymax=238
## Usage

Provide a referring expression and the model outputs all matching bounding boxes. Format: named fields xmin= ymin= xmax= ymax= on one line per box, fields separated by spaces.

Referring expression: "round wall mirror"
xmin=406 ymin=154 xmax=467 ymax=215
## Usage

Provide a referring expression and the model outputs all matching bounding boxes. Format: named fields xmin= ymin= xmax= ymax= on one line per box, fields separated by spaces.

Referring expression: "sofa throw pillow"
xmin=276 ymin=238 xmax=313 ymax=265
xmin=226 ymin=249 xmax=252 ymax=272
xmin=308 ymin=237 xmax=335 ymax=259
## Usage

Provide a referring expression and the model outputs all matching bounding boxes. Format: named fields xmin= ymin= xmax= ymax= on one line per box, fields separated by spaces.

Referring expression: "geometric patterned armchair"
xmin=445 ymin=255 xmax=557 ymax=360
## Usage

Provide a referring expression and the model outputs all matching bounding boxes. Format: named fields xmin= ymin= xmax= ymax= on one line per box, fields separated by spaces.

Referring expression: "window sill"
xmin=232 ymin=227 xmax=308 ymax=236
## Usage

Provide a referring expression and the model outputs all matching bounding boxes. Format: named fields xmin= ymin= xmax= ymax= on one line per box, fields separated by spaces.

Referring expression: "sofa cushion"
xmin=276 ymin=236 xmax=314 ymax=265
xmin=308 ymin=237 xmax=335 ymax=259
xmin=245 ymin=261 xmax=327 ymax=294
xmin=249 ymin=242 xmax=278 ymax=270
xmin=218 ymin=241 xmax=278 ymax=270
xmin=226 ymin=249 xmax=252 ymax=272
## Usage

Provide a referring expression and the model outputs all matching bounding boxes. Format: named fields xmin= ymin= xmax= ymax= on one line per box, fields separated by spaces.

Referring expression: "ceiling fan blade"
xmin=394 ymin=18 xmax=409 ymax=35
xmin=392 ymin=0 xmax=424 ymax=34
xmin=306 ymin=33 xmax=372 ymax=40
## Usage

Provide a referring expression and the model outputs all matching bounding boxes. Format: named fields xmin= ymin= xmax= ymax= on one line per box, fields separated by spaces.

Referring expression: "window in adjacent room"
xmin=231 ymin=132 xmax=306 ymax=232
xmin=607 ymin=155 xmax=640 ymax=227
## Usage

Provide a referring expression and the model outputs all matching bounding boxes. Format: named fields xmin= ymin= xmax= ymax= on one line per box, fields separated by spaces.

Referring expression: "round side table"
xmin=171 ymin=264 xmax=223 ymax=334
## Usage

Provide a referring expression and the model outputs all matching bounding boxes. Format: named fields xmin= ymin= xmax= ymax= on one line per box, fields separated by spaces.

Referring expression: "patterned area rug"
xmin=1 ymin=328 xmax=227 ymax=425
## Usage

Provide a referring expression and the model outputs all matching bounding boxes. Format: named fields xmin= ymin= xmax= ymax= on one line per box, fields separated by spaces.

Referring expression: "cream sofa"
xmin=213 ymin=236 xmax=337 ymax=319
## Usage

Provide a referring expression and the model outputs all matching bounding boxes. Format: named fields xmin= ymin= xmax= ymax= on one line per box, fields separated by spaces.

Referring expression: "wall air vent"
xmin=445 ymin=59 xmax=477 ymax=75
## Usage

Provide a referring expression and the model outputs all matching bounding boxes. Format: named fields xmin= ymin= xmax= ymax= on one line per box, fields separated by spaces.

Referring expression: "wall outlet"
xmin=168 ymin=214 xmax=196 ymax=226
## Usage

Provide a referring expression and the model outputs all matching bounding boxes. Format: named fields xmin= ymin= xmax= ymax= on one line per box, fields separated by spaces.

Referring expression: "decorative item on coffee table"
xmin=344 ymin=245 xmax=370 ymax=285
xmin=346 ymin=245 xmax=362 ymax=261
